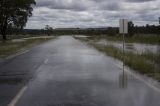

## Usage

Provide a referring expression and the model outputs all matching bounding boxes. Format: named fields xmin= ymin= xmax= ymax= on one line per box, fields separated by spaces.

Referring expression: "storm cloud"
xmin=26 ymin=0 xmax=160 ymax=29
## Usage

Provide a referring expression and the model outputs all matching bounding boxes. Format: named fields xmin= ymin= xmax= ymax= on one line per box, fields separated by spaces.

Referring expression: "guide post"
xmin=119 ymin=19 xmax=128 ymax=73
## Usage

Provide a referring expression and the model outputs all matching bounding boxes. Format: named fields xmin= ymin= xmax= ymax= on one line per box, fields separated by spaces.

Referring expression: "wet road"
xmin=0 ymin=36 xmax=160 ymax=106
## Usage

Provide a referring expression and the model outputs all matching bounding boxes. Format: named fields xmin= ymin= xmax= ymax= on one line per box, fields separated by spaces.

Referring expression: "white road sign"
xmin=119 ymin=19 xmax=128 ymax=34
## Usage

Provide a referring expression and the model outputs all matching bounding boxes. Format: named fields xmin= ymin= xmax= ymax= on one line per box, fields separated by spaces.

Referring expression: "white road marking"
xmin=116 ymin=64 xmax=160 ymax=93
xmin=44 ymin=59 xmax=49 ymax=64
xmin=6 ymin=50 xmax=29 ymax=60
xmin=8 ymin=86 xmax=28 ymax=106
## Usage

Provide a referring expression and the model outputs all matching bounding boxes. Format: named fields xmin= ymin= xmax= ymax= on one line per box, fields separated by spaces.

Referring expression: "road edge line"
xmin=8 ymin=86 xmax=28 ymax=106
xmin=44 ymin=59 xmax=49 ymax=64
xmin=6 ymin=50 xmax=29 ymax=60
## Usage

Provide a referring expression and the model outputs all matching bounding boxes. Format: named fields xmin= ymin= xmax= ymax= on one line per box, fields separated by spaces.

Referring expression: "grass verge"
xmin=104 ymin=34 xmax=160 ymax=44
xmin=0 ymin=37 xmax=54 ymax=58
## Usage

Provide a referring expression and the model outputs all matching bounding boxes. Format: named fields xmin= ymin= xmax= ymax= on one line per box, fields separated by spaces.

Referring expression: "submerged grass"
xmin=141 ymin=52 xmax=160 ymax=65
xmin=76 ymin=37 xmax=160 ymax=81
xmin=0 ymin=37 xmax=54 ymax=58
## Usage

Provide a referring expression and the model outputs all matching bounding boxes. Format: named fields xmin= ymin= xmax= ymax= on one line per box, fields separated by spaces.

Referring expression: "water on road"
xmin=1 ymin=36 xmax=160 ymax=106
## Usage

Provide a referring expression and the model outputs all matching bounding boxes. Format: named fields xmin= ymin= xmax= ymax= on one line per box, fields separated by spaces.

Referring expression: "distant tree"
xmin=40 ymin=29 xmax=45 ymax=35
xmin=107 ymin=27 xmax=117 ymax=36
xmin=159 ymin=22 xmax=160 ymax=35
xmin=45 ymin=25 xmax=53 ymax=36
xmin=0 ymin=0 xmax=36 ymax=40
xmin=128 ymin=21 xmax=135 ymax=37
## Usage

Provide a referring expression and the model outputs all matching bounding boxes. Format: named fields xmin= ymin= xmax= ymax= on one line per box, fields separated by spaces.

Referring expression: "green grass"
xmin=141 ymin=52 xmax=160 ymax=65
xmin=0 ymin=34 xmax=48 ymax=40
xmin=104 ymin=34 xmax=160 ymax=44
xmin=0 ymin=37 xmax=54 ymax=58
xmin=76 ymin=37 xmax=160 ymax=81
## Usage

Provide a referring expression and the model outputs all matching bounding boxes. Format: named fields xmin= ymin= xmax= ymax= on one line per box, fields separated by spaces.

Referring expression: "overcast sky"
xmin=25 ymin=0 xmax=160 ymax=29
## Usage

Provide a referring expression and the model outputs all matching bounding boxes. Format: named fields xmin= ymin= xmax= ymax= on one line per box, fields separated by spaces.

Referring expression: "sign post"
xmin=119 ymin=19 xmax=128 ymax=73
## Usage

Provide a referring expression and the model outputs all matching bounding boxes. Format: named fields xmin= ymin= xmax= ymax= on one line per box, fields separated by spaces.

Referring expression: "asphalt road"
xmin=0 ymin=36 xmax=160 ymax=106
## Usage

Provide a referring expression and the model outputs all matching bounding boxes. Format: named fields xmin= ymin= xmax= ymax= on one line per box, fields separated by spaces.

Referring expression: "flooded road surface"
xmin=0 ymin=36 xmax=160 ymax=106
xmin=97 ymin=39 xmax=160 ymax=54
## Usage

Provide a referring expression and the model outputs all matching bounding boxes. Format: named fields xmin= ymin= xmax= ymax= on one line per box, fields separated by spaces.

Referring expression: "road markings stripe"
xmin=8 ymin=86 xmax=28 ymax=106
xmin=116 ymin=64 xmax=160 ymax=93
xmin=44 ymin=59 xmax=49 ymax=64
xmin=6 ymin=50 xmax=29 ymax=60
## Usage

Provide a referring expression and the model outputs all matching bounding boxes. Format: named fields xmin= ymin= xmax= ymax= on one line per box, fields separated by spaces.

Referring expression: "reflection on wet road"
xmin=1 ymin=36 xmax=160 ymax=106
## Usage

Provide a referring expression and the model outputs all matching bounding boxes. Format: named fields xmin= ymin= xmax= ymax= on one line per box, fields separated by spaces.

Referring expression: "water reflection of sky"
xmin=97 ymin=40 xmax=160 ymax=54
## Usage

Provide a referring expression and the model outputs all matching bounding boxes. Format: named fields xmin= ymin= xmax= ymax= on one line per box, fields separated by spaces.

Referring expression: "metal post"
xmin=119 ymin=19 xmax=127 ymax=73
xmin=122 ymin=19 xmax=125 ymax=73
xmin=123 ymin=33 xmax=125 ymax=73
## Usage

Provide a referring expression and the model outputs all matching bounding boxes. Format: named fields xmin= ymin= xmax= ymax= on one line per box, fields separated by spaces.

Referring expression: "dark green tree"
xmin=128 ymin=21 xmax=135 ymax=37
xmin=107 ymin=27 xmax=117 ymax=36
xmin=0 ymin=0 xmax=36 ymax=40
xmin=45 ymin=25 xmax=53 ymax=36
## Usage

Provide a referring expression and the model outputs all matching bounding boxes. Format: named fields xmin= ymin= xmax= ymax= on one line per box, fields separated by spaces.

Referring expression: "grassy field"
xmin=76 ymin=36 xmax=160 ymax=81
xmin=0 ymin=37 xmax=54 ymax=58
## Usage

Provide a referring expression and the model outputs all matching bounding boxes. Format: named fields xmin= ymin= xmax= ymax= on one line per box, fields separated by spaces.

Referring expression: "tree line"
xmin=42 ymin=22 xmax=160 ymax=36
xmin=1 ymin=23 xmax=160 ymax=40
xmin=127 ymin=22 xmax=160 ymax=36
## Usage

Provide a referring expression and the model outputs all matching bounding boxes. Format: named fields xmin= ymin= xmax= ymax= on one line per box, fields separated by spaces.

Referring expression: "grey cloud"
xmin=100 ymin=2 xmax=122 ymax=11
xmin=25 ymin=0 xmax=159 ymax=29
xmin=91 ymin=0 xmax=108 ymax=2
xmin=36 ymin=0 xmax=90 ymax=11
xmin=125 ymin=0 xmax=156 ymax=3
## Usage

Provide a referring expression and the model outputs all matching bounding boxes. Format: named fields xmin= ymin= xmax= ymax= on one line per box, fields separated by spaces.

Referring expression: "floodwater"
xmin=97 ymin=39 xmax=160 ymax=54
